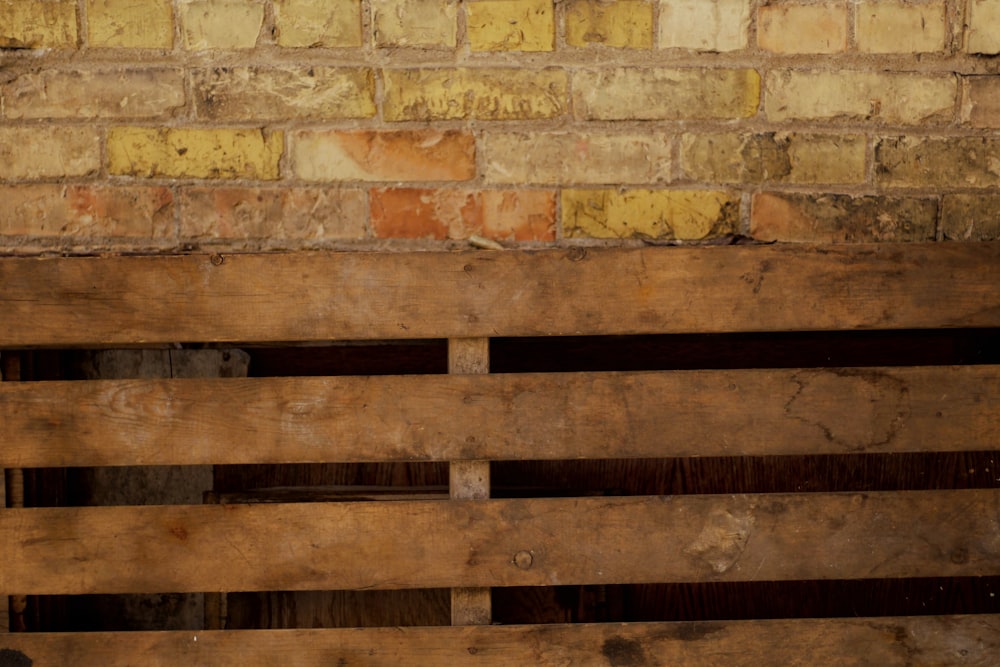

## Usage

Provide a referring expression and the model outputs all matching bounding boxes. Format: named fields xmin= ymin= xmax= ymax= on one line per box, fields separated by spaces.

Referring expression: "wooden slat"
xmin=2 ymin=365 xmax=996 ymax=468
xmin=2 ymin=490 xmax=997 ymax=595
xmin=1 ymin=616 xmax=998 ymax=666
xmin=1 ymin=243 xmax=997 ymax=347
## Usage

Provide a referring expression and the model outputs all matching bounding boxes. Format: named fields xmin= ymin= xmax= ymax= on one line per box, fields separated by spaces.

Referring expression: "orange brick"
xmin=0 ymin=185 xmax=175 ymax=238
xmin=371 ymin=188 xmax=555 ymax=241
xmin=0 ymin=127 xmax=100 ymax=180
xmin=290 ymin=130 xmax=476 ymax=182
xmin=179 ymin=187 xmax=367 ymax=241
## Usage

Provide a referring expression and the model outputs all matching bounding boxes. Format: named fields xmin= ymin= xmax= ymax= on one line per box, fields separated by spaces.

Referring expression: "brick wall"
xmin=0 ymin=0 xmax=998 ymax=253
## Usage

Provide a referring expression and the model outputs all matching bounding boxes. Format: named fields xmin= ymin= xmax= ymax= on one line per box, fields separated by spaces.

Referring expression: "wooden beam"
xmin=1 ymin=352 xmax=24 ymax=633
xmin=2 ymin=365 xmax=996 ymax=468
xmin=448 ymin=338 xmax=491 ymax=626
xmin=1 ymin=243 xmax=998 ymax=347
xmin=0 ymin=616 xmax=997 ymax=666
xmin=2 ymin=490 xmax=997 ymax=595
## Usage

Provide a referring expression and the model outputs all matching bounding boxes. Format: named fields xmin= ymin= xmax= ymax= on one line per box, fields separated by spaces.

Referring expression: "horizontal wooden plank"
xmin=1 ymin=243 xmax=998 ymax=346
xmin=1 ymin=616 xmax=998 ymax=667
xmin=2 ymin=366 xmax=996 ymax=467
xmin=2 ymin=490 xmax=997 ymax=595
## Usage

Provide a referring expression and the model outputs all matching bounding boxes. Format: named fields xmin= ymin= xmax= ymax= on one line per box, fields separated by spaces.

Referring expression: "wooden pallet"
xmin=2 ymin=242 xmax=999 ymax=665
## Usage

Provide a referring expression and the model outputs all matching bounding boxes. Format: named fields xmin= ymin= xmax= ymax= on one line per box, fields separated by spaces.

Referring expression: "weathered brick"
xmin=4 ymin=69 xmax=185 ymax=119
xmin=180 ymin=0 xmax=264 ymax=50
xmin=565 ymin=0 xmax=652 ymax=49
xmin=681 ymin=133 xmax=866 ymax=184
xmin=0 ymin=185 xmax=174 ymax=237
xmin=0 ymin=127 xmax=100 ymax=180
xmin=273 ymin=0 xmax=362 ymax=48
xmin=0 ymin=0 xmax=77 ymax=48
xmin=766 ymin=70 xmax=957 ymax=124
xmin=107 ymin=128 xmax=283 ymax=180
xmin=87 ymin=0 xmax=173 ymax=48
xmin=855 ymin=1 xmax=946 ymax=54
xmin=383 ymin=68 xmax=567 ymax=121
xmin=193 ymin=67 xmax=375 ymax=120
xmin=966 ymin=0 xmax=1000 ymax=54
xmin=482 ymin=131 xmax=671 ymax=185
xmin=290 ymin=130 xmax=475 ymax=182
xmin=562 ymin=189 xmax=739 ymax=240
xmin=751 ymin=193 xmax=937 ymax=243
xmin=372 ymin=0 xmax=457 ymax=48
xmin=758 ymin=3 xmax=848 ymax=54
xmin=179 ymin=187 xmax=367 ymax=241
xmin=963 ymin=76 xmax=1000 ymax=128
xmin=574 ymin=68 xmax=759 ymax=120
xmin=876 ymin=136 xmax=1000 ymax=188
xmin=467 ymin=0 xmax=554 ymax=52
xmin=941 ymin=195 xmax=1000 ymax=241
xmin=658 ymin=0 xmax=750 ymax=52
xmin=370 ymin=188 xmax=555 ymax=241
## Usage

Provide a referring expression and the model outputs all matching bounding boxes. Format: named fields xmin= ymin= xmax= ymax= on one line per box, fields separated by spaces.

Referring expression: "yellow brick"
xmin=0 ymin=0 xmax=77 ymax=48
xmin=766 ymin=70 xmax=957 ymax=124
xmin=562 ymin=189 xmax=738 ymax=240
xmin=373 ymin=0 xmax=457 ymax=48
xmin=967 ymin=0 xmax=1000 ymax=54
xmin=483 ymin=131 xmax=671 ymax=185
xmin=467 ymin=0 xmax=554 ymax=52
xmin=180 ymin=0 xmax=264 ymax=50
xmin=4 ymin=68 xmax=185 ymax=119
xmin=659 ymin=0 xmax=750 ymax=52
xmin=0 ymin=127 xmax=99 ymax=180
xmin=574 ymin=68 xmax=759 ymax=120
xmin=107 ymin=127 xmax=283 ymax=179
xmin=758 ymin=3 xmax=848 ymax=54
xmin=273 ymin=0 xmax=362 ymax=48
xmin=87 ymin=0 xmax=173 ymax=48
xmin=856 ymin=1 xmax=946 ymax=54
xmin=383 ymin=68 xmax=567 ymax=121
xmin=565 ymin=0 xmax=652 ymax=49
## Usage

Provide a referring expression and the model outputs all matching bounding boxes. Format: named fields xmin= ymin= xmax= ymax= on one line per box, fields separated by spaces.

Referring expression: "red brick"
xmin=0 ymin=185 xmax=174 ymax=237
xmin=370 ymin=188 xmax=556 ymax=241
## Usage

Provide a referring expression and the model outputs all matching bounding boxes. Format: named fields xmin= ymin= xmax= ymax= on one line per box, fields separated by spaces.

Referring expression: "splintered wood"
xmin=448 ymin=338 xmax=491 ymax=626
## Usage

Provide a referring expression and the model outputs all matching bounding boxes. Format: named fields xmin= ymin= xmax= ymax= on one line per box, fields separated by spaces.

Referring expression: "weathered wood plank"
xmin=2 ymin=366 xmax=995 ymax=467
xmin=1 ymin=243 xmax=997 ymax=346
xmin=2 ymin=490 xmax=997 ymax=595
xmin=1 ymin=616 xmax=997 ymax=666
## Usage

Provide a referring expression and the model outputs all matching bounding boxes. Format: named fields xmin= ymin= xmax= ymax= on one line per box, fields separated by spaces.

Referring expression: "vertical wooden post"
xmin=448 ymin=338 xmax=491 ymax=626
xmin=1 ymin=352 xmax=25 ymax=632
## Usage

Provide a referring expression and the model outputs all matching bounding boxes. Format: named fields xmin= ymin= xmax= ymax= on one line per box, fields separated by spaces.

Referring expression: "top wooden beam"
xmin=1 ymin=243 xmax=998 ymax=346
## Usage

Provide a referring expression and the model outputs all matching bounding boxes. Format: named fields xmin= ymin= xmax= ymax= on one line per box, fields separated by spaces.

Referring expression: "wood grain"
xmin=2 ymin=366 xmax=995 ymax=467
xmin=1 ymin=243 xmax=997 ymax=346
xmin=1 ymin=616 xmax=997 ymax=666
xmin=2 ymin=490 xmax=997 ymax=595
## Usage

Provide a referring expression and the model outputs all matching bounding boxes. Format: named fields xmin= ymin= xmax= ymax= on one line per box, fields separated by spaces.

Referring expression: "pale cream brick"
xmin=0 ymin=0 xmax=77 ymax=48
xmin=193 ymin=67 xmax=375 ymax=120
xmin=373 ymin=0 xmax=457 ymax=47
xmin=483 ymin=132 xmax=671 ymax=185
xmin=962 ymin=76 xmax=1000 ymax=128
xmin=180 ymin=0 xmax=264 ymax=50
xmin=966 ymin=0 xmax=1000 ymax=54
xmin=562 ymin=189 xmax=739 ymax=240
xmin=941 ymin=195 xmax=1000 ymax=240
xmin=273 ymin=0 xmax=362 ymax=48
xmin=766 ymin=70 xmax=957 ymax=124
xmin=876 ymin=136 xmax=1000 ymax=188
xmin=4 ymin=69 xmax=185 ymax=119
xmin=383 ymin=68 xmax=567 ymax=121
xmin=0 ymin=127 xmax=100 ymax=180
xmin=758 ymin=3 xmax=848 ymax=54
xmin=574 ymin=68 xmax=759 ymax=120
xmin=856 ymin=1 xmax=947 ymax=54
xmin=566 ymin=0 xmax=653 ymax=49
xmin=87 ymin=0 xmax=174 ymax=48
xmin=467 ymin=0 xmax=554 ymax=52
xmin=658 ymin=0 xmax=750 ymax=51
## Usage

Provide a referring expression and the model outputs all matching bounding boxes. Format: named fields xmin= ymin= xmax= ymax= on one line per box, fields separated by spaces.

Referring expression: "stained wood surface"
xmin=2 ymin=490 xmax=997 ymax=595
xmin=1 ymin=243 xmax=998 ymax=346
xmin=3 ymin=366 xmax=995 ymax=468
xmin=1 ymin=616 xmax=998 ymax=666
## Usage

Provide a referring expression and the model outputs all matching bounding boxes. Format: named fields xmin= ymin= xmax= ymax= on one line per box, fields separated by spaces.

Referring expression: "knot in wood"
xmin=513 ymin=550 xmax=533 ymax=570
